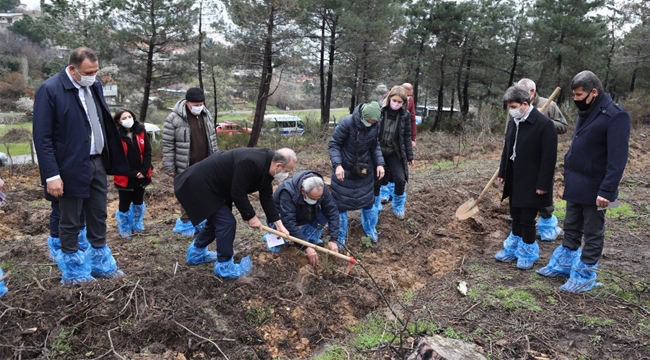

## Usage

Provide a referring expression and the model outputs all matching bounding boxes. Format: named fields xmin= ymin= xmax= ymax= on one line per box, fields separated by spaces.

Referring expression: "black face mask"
xmin=574 ymin=93 xmax=592 ymax=111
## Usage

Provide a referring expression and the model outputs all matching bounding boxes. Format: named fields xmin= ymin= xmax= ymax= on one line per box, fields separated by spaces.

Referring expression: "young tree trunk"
xmin=248 ymin=6 xmax=275 ymax=148
xmin=324 ymin=17 xmax=337 ymax=123
xmin=197 ymin=0 xmax=204 ymax=89
xmin=211 ymin=65 xmax=218 ymax=128
xmin=431 ymin=55 xmax=445 ymax=132
xmin=140 ymin=38 xmax=156 ymax=123
xmin=319 ymin=16 xmax=326 ymax=125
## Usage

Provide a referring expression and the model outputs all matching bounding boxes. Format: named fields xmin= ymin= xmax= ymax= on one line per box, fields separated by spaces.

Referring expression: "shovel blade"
xmin=456 ymin=199 xmax=480 ymax=220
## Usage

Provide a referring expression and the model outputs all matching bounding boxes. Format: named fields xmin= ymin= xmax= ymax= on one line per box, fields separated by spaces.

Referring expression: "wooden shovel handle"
xmin=261 ymin=225 xmax=356 ymax=264
xmin=476 ymin=168 xmax=500 ymax=204
xmin=539 ymin=86 xmax=562 ymax=114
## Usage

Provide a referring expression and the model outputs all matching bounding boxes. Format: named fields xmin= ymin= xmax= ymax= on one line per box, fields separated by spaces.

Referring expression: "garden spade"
xmin=261 ymin=225 xmax=357 ymax=275
xmin=455 ymin=86 xmax=562 ymax=220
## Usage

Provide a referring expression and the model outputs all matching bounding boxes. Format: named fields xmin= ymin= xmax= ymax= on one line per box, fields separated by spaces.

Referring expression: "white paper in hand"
xmin=264 ymin=233 xmax=285 ymax=248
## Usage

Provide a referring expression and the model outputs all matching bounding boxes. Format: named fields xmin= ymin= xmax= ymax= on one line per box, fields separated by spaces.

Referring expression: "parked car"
xmin=216 ymin=122 xmax=252 ymax=136
xmin=0 ymin=152 xmax=8 ymax=166
xmin=415 ymin=105 xmax=459 ymax=124
xmin=262 ymin=114 xmax=305 ymax=136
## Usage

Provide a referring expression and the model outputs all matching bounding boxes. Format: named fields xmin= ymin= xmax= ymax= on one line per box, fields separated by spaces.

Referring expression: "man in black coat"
xmin=537 ymin=71 xmax=630 ymax=292
xmin=174 ymin=147 xmax=296 ymax=279
xmin=271 ymin=170 xmax=340 ymax=266
xmin=494 ymin=86 xmax=558 ymax=270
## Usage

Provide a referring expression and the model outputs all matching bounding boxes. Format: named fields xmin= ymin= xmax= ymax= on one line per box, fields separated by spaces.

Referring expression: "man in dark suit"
xmin=174 ymin=147 xmax=296 ymax=279
xmin=537 ymin=71 xmax=630 ymax=292
xmin=494 ymin=86 xmax=558 ymax=270
xmin=33 ymin=47 xmax=129 ymax=284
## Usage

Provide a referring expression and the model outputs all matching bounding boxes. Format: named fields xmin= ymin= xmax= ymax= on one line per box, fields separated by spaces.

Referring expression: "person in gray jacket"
xmin=162 ymin=87 xmax=218 ymax=236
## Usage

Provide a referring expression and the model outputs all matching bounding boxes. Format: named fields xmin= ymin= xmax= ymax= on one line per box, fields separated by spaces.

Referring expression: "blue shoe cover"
xmin=77 ymin=227 xmax=90 ymax=251
xmin=361 ymin=207 xmax=379 ymax=243
xmin=392 ymin=193 xmax=407 ymax=219
xmin=373 ymin=195 xmax=383 ymax=212
xmin=131 ymin=203 xmax=146 ymax=233
xmin=47 ymin=236 xmax=61 ymax=262
xmin=301 ymin=224 xmax=324 ymax=245
xmin=536 ymin=246 xmax=580 ymax=278
xmin=537 ymin=215 xmax=563 ymax=241
xmin=186 ymin=241 xmax=218 ymax=265
xmin=115 ymin=210 xmax=133 ymax=239
xmin=515 ymin=240 xmax=539 ymax=270
xmin=195 ymin=219 xmax=207 ymax=235
xmin=173 ymin=218 xmax=196 ymax=237
xmin=338 ymin=211 xmax=348 ymax=246
xmin=57 ymin=250 xmax=96 ymax=284
xmin=560 ymin=258 xmax=603 ymax=293
xmin=495 ymin=232 xmax=519 ymax=262
xmin=214 ymin=256 xmax=252 ymax=279
xmin=380 ymin=182 xmax=394 ymax=203
xmin=0 ymin=268 xmax=7 ymax=298
xmin=87 ymin=245 xmax=124 ymax=279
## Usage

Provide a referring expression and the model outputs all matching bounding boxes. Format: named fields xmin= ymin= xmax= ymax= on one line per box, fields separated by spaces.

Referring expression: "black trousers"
xmin=58 ymin=156 xmax=107 ymax=253
xmin=375 ymin=153 xmax=406 ymax=195
xmin=49 ymin=200 xmax=85 ymax=238
xmin=562 ymin=201 xmax=605 ymax=264
xmin=510 ymin=205 xmax=538 ymax=244
xmin=538 ymin=204 xmax=554 ymax=219
xmin=118 ymin=186 xmax=145 ymax=212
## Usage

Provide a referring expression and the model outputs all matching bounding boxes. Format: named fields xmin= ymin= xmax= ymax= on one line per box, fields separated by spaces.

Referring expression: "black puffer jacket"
xmin=328 ymin=104 xmax=385 ymax=211
xmin=114 ymin=121 xmax=152 ymax=190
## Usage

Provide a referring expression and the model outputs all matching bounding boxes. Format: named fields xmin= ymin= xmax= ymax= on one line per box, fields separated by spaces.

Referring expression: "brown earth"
xmin=0 ymin=129 xmax=649 ymax=359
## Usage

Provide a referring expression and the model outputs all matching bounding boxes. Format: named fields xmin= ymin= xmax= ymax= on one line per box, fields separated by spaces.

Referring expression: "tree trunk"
xmin=211 ymin=65 xmax=218 ymax=128
xmin=324 ymin=16 xmax=337 ymax=123
xmin=140 ymin=41 xmax=156 ymax=123
xmin=319 ymin=16 xmax=326 ymax=125
xmin=197 ymin=0 xmax=203 ymax=89
xmin=461 ymin=48 xmax=472 ymax=118
xmin=247 ymin=6 xmax=275 ymax=148
xmin=431 ymin=55 xmax=445 ymax=132
xmin=354 ymin=40 xmax=369 ymax=109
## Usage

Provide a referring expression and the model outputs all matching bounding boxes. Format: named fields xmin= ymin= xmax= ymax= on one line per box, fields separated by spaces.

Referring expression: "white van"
xmin=262 ymin=114 xmax=305 ymax=136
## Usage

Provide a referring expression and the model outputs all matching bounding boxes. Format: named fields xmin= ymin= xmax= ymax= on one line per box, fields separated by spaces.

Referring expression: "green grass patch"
xmin=580 ymin=315 xmax=614 ymax=328
xmin=350 ymin=312 xmax=393 ymax=349
xmin=245 ymin=304 xmax=274 ymax=326
xmin=313 ymin=345 xmax=350 ymax=360
xmin=493 ymin=288 xmax=542 ymax=312
xmin=553 ymin=200 xmax=566 ymax=221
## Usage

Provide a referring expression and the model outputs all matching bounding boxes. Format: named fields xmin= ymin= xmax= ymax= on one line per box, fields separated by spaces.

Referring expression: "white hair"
xmin=517 ymin=78 xmax=536 ymax=92
xmin=302 ymin=176 xmax=324 ymax=195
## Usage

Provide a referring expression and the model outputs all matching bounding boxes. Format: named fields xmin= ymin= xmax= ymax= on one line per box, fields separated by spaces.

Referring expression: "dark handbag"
xmin=352 ymin=162 xmax=370 ymax=178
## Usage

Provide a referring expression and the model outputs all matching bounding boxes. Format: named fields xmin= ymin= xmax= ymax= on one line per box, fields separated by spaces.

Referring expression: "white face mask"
xmin=360 ymin=118 xmax=374 ymax=127
xmin=304 ymin=196 xmax=317 ymax=205
xmin=509 ymin=107 xmax=524 ymax=119
xmin=121 ymin=117 xmax=134 ymax=129
xmin=274 ymin=172 xmax=289 ymax=182
xmin=75 ymin=67 xmax=96 ymax=87
xmin=190 ymin=105 xmax=204 ymax=116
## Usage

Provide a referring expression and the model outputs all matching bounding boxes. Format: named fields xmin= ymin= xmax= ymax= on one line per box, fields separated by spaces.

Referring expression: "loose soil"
xmin=0 ymin=129 xmax=648 ymax=359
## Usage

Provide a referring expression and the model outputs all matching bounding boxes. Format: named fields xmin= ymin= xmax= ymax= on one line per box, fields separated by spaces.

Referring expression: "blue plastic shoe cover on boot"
xmin=559 ymin=258 xmax=603 ymax=293
xmin=186 ymin=240 xmax=218 ymax=265
xmin=195 ymin=219 xmax=207 ymax=235
xmin=301 ymin=224 xmax=324 ymax=245
xmin=515 ymin=241 xmax=540 ymax=270
xmin=536 ymin=246 xmax=580 ymax=278
xmin=173 ymin=218 xmax=196 ymax=237
xmin=380 ymin=183 xmax=393 ymax=203
xmin=0 ymin=268 xmax=7 ymax=297
xmin=77 ymin=227 xmax=90 ymax=251
xmin=213 ymin=256 xmax=252 ymax=279
xmin=338 ymin=212 xmax=348 ymax=246
xmin=57 ymin=250 xmax=95 ymax=284
xmin=360 ymin=208 xmax=379 ymax=243
xmin=537 ymin=215 xmax=563 ymax=241
xmin=47 ymin=236 xmax=61 ymax=262
xmin=373 ymin=195 xmax=383 ymax=212
xmin=494 ymin=232 xmax=519 ymax=262
xmin=131 ymin=203 xmax=146 ymax=233
xmin=115 ymin=209 xmax=133 ymax=239
xmin=87 ymin=245 xmax=124 ymax=279
xmin=392 ymin=193 xmax=407 ymax=219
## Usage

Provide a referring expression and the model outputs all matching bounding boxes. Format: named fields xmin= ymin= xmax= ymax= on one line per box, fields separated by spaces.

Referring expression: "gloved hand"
xmin=305 ymin=247 xmax=319 ymax=266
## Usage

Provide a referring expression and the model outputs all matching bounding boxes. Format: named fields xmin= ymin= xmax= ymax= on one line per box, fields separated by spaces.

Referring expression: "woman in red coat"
xmin=113 ymin=109 xmax=153 ymax=239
